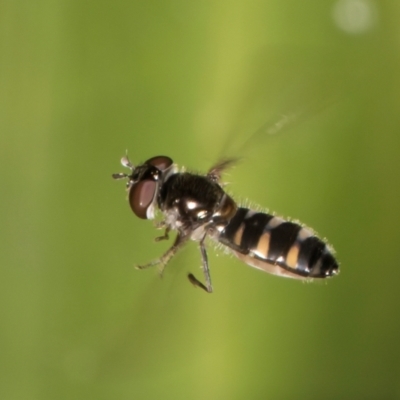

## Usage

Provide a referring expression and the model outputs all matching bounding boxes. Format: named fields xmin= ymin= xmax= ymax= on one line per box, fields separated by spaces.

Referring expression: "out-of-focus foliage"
xmin=1 ymin=1 xmax=400 ymax=399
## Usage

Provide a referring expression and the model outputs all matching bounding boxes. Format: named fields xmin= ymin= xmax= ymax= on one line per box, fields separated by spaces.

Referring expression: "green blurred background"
xmin=1 ymin=1 xmax=400 ymax=399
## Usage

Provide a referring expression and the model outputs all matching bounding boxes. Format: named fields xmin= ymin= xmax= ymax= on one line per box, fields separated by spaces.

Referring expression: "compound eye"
xmin=146 ymin=156 xmax=173 ymax=171
xmin=128 ymin=180 xmax=157 ymax=219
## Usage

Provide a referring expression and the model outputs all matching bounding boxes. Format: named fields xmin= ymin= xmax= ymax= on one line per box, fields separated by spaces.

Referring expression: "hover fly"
xmin=112 ymin=153 xmax=339 ymax=293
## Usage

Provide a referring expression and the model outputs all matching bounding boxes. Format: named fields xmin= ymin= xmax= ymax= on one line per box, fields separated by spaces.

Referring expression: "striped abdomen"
xmin=219 ymin=208 xmax=339 ymax=279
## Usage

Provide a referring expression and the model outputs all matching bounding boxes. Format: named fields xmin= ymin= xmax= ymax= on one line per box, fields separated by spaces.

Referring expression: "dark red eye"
xmin=129 ymin=180 xmax=157 ymax=219
xmin=146 ymin=156 xmax=173 ymax=171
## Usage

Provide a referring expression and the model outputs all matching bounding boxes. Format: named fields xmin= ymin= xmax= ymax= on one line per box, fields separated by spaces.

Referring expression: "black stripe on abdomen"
xmin=267 ymin=222 xmax=301 ymax=262
xmin=240 ymin=212 xmax=274 ymax=251
xmin=219 ymin=208 xmax=273 ymax=254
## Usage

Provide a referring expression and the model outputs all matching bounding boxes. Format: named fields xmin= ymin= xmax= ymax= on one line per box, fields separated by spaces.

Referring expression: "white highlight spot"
xmin=332 ymin=0 xmax=378 ymax=34
xmin=276 ymin=256 xmax=285 ymax=264
xmin=197 ymin=210 xmax=208 ymax=219
xmin=186 ymin=200 xmax=199 ymax=210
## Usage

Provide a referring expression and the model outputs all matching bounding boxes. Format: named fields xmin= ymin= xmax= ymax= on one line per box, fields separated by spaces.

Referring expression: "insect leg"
xmin=187 ymin=234 xmax=213 ymax=293
xmin=136 ymin=232 xmax=189 ymax=276
xmin=154 ymin=226 xmax=170 ymax=242
xmin=188 ymin=273 xmax=209 ymax=292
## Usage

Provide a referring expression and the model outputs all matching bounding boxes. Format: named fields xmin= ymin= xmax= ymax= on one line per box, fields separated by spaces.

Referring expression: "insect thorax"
xmin=159 ymin=172 xmax=236 ymax=236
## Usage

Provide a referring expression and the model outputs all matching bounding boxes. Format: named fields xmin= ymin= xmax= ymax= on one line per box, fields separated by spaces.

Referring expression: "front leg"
xmin=154 ymin=226 xmax=170 ymax=242
xmin=136 ymin=232 xmax=189 ymax=276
